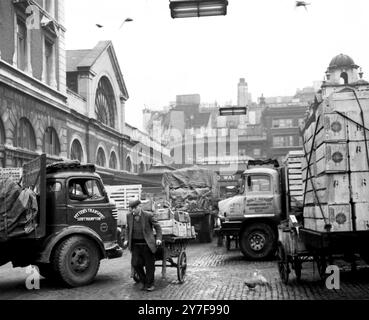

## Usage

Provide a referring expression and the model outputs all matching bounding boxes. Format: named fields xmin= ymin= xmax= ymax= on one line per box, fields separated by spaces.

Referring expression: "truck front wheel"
xmin=239 ymin=223 xmax=276 ymax=260
xmin=53 ymin=236 xmax=101 ymax=287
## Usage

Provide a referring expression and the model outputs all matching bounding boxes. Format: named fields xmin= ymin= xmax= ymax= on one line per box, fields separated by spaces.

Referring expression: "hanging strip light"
xmin=169 ymin=0 xmax=228 ymax=19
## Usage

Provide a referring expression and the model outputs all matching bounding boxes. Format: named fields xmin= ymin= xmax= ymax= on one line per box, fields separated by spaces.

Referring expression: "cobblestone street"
xmin=1 ymin=239 xmax=369 ymax=300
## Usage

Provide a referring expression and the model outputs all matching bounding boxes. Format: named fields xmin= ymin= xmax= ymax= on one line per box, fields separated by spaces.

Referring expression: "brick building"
xmin=260 ymin=88 xmax=316 ymax=164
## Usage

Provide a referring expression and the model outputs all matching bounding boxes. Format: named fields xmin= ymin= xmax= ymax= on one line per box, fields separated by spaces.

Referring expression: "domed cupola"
xmin=325 ymin=53 xmax=360 ymax=86
xmin=328 ymin=54 xmax=358 ymax=71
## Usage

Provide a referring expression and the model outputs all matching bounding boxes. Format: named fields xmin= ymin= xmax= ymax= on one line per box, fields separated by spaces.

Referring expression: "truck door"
xmin=245 ymin=174 xmax=276 ymax=217
xmin=67 ymin=177 xmax=116 ymax=242
xmin=46 ymin=179 xmax=67 ymax=230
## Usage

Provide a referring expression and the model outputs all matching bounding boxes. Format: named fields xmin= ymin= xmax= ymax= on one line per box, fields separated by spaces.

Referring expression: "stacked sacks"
xmin=0 ymin=178 xmax=38 ymax=239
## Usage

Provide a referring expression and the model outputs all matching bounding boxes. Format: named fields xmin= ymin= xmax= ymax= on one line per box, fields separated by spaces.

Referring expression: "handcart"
xmin=132 ymin=234 xmax=195 ymax=284
xmin=277 ymin=217 xmax=369 ymax=284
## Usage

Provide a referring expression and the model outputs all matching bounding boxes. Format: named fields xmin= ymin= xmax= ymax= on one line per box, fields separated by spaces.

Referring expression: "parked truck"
xmin=218 ymin=152 xmax=304 ymax=260
xmin=162 ymin=167 xmax=220 ymax=243
xmin=0 ymin=154 xmax=122 ymax=287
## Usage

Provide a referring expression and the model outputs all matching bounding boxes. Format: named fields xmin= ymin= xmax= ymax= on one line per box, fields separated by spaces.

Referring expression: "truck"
xmin=218 ymin=152 xmax=304 ymax=260
xmin=162 ymin=167 xmax=220 ymax=243
xmin=0 ymin=154 xmax=122 ymax=287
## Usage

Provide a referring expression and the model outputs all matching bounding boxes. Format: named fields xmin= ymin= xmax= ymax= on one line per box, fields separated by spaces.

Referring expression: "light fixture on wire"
xmin=169 ymin=0 xmax=229 ymax=19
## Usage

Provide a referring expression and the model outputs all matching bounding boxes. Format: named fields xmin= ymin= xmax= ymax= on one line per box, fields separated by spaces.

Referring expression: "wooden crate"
xmin=315 ymin=113 xmax=347 ymax=147
xmin=353 ymin=203 xmax=369 ymax=231
xmin=0 ymin=167 xmax=23 ymax=183
xmin=303 ymin=204 xmax=352 ymax=232
xmin=348 ymin=141 xmax=369 ymax=172
xmin=315 ymin=142 xmax=348 ymax=174
xmin=345 ymin=110 xmax=369 ymax=141
xmin=351 ymin=172 xmax=369 ymax=203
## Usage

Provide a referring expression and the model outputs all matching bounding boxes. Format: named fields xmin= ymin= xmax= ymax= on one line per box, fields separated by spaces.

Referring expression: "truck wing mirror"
xmin=247 ymin=176 xmax=251 ymax=188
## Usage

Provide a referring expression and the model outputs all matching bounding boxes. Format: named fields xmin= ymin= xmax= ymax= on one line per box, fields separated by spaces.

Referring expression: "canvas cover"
xmin=0 ymin=178 xmax=39 ymax=240
xmin=162 ymin=167 xmax=219 ymax=211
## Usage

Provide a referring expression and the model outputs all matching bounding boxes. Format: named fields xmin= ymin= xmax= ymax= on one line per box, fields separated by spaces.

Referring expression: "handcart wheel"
xmin=177 ymin=250 xmax=187 ymax=284
xmin=277 ymin=242 xmax=290 ymax=285
xmin=316 ymin=255 xmax=327 ymax=280
xmin=293 ymin=256 xmax=302 ymax=282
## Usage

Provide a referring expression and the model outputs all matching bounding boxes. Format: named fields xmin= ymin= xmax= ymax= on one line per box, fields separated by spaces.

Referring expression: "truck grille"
xmin=111 ymin=208 xmax=118 ymax=220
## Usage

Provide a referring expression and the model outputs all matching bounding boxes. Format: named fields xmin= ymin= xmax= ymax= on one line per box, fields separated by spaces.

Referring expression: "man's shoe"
xmin=146 ymin=285 xmax=155 ymax=292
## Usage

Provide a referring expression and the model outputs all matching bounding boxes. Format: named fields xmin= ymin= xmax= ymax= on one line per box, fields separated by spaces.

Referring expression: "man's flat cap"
xmin=129 ymin=199 xmax=141 ymax=208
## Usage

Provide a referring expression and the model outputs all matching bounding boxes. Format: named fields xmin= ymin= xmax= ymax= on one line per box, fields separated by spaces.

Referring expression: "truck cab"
xmin=218 ymin=160 xmax=283 ymax=260
xmin=0 ymin=156 xmax=122 ymax=287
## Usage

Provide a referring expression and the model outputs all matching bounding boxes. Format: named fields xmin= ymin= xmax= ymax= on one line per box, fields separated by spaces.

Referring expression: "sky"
xmin=65 ymin=0 xmax=369 ymax=130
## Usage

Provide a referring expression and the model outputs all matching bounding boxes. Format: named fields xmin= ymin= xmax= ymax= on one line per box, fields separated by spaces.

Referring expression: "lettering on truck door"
xmin=245 ymin=174 xmax=275 ymax=216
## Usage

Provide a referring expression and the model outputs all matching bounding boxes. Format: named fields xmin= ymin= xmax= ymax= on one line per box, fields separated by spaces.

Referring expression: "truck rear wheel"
xmin=239 ymin=223 xmax=276 ymax=260
xmin=199 ymin=214 xmax=214 ymax=243
xmin=53 ymin=236 xmax=101 ymax=287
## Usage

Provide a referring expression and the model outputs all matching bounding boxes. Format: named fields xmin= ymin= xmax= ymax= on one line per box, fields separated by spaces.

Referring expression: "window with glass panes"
xmin=16 ymin=118 xmax=36 ymax=150
xmin=17 ymin=18 xmax=27 ymax=71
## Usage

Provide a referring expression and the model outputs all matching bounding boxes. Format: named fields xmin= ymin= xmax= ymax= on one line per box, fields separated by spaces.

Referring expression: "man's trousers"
xmin=131 ymin=243 xmax=156 ymax=286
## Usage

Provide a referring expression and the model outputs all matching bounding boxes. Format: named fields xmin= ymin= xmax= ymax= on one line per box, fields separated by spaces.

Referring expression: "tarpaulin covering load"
xmin=162 ymin=167 xmax=218 ymax=189
xmin=162 ymin=167 xmax=219 ymax=211
xmin=0 ymin=178 xmax=39 ymax=240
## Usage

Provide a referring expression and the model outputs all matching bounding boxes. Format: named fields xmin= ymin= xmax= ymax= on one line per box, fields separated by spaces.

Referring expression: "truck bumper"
xmin=105 ymin=244 xmax=123 ymax=259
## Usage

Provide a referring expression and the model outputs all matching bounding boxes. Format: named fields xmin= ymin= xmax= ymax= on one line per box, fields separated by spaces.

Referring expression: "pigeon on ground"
xmin=244 ymin=270 xmax=272 ymax=290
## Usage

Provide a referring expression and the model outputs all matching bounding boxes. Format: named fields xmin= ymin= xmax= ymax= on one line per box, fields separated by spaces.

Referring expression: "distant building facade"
xmin=0 ymin=0 xmax=169 ymax=180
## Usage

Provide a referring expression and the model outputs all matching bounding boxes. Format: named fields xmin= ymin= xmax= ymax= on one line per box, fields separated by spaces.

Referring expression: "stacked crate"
xmin=302 ymin=90 xmax=369 ymax=232
xmin=0 ymin=168 xmax=23 ymax=183
xmin=283 ymin=151 xmax=304 ymax=209
xmin=155 ymin=208 xmax=195 ymax=237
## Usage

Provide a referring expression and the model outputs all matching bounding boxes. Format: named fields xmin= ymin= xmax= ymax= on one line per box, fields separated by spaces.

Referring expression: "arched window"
xmin=109 ymin=151 xmax=118 ymax=170
xmin=71 ymin=139 xmax=84 ymax=162
xmin=0 ymin=119 xmax=5 ymax=145
xmin=43 ymin=127 xmax=60 ymax=156
xmin=340 ymin=72 xmax=348 ymax=85
xmin=15 ymin=117 xmax=36 ymax=150
xmin=126 ymin=156 xmax=132 ymax=172
xmin=95 ymin=77 xmax=116 ymax=128
xmin=96 ymin=147 xmax=106 ymax=167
